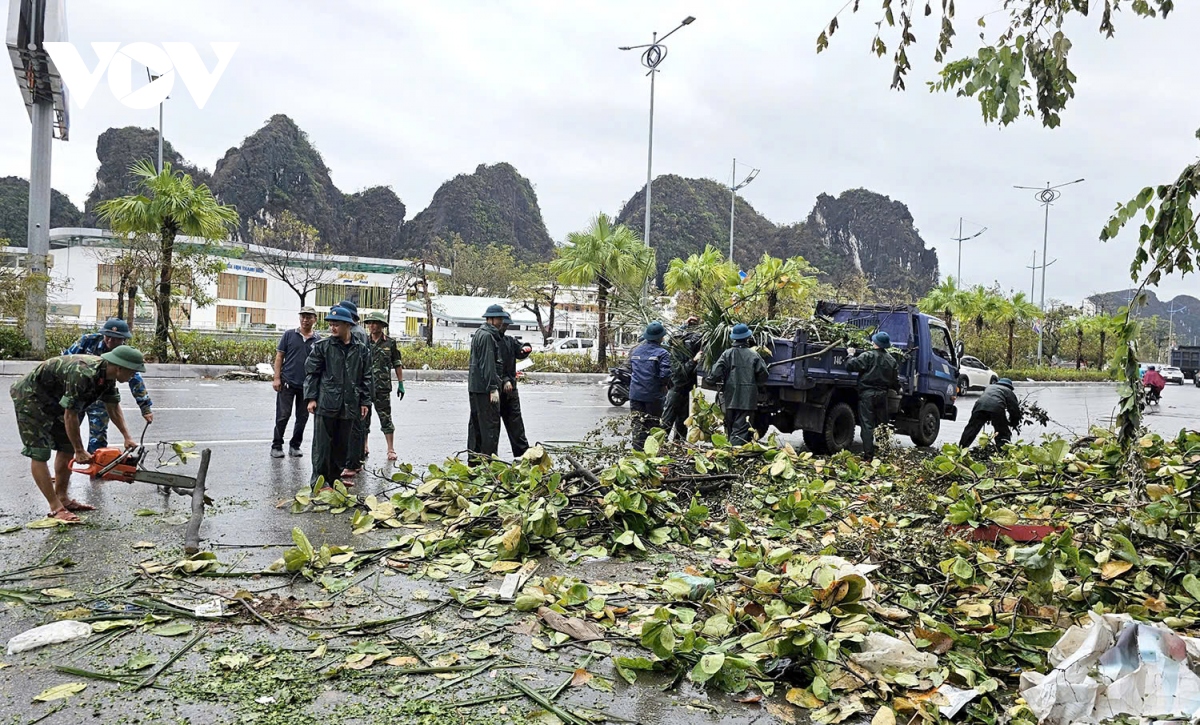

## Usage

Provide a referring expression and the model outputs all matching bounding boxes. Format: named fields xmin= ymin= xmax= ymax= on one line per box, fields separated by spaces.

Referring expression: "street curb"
xmin=406 ymin=369 xmax=607 ymax=385
xmin=0 ymin=360 xmax=244 ymax=379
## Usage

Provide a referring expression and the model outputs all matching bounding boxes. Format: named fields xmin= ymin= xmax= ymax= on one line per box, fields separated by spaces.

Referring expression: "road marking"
xmin=122 ymin=407 xmax=235 ymax=411
xmin=188 ymin=438 xmax=274 ymax=445
xmin=144 ymin=388 xmax=191 ymax=392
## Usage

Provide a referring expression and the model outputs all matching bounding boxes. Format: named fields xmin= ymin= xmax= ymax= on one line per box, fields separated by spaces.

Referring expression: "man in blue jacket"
xmin=64 ymin=318 xmax=153 ymax=452
xmin=628 ymin=321 xmax=672 ymax=451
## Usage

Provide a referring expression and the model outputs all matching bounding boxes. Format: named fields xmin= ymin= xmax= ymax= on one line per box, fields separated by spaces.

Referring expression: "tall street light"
xmin=1015 ymin=178 xmax=1085 ymax=365
xmin=620 ymin=16 xmax=696 ymax=251
xmin=146 ymin=68 xmax=166 ymax=173
xmin=728 ymin=158 xmax=759 ymax=266
xmin=1169 ymin=301 xmax=1188 ymax=350
xmin=951 ymin=217 xmax=986 ymax=286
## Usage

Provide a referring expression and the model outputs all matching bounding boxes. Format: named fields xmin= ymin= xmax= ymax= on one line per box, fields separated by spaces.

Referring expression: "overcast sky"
xmin=3 ymin=1 xmax=1198 ymax=305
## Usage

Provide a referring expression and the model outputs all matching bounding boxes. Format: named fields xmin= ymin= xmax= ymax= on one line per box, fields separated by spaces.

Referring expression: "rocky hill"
xmin=0 ymin=176 xmax=83 ymax=245
xmin=83 ymin=127 xmax=211 ymax=226
xmin=616 ymin=178 xmax=939 ymax=297
xmin=399 ymin=163 xmax=554 ymax=261
xmin=1088 ymin=289 xmax=1200 ymax=347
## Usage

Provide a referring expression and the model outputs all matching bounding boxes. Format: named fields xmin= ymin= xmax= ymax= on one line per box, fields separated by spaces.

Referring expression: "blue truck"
xmin=710 ymin=302 xmax=961 ymax=453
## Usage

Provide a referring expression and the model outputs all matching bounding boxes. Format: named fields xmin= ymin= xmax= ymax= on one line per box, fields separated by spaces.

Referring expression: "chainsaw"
xmin=71 ymin=423 xmax=199 ymax=497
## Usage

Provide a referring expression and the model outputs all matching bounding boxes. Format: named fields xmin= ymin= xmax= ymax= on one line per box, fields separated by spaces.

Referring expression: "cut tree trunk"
xmin=597 ymin=281 xmax=609 ymax=367
xmin=1007 ymin=321 xmax=1015 ymax=369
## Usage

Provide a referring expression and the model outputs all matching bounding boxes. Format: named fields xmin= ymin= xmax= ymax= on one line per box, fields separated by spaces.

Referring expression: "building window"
xmin=218 ymin=273 xmax=266 ymax=302
xmin=97 ymin=299 xmax=119 ymax=319
xmin=316 ymin=283 xmax=390 ymax=309
xmin=97 ymin=264 xmax=121 ymax=292
xmin=216 ymin=305 xmax=265 ymax=328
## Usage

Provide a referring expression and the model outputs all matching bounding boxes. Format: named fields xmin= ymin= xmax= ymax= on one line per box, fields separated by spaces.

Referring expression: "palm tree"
xmin=1086 ymin=314 xmax=1118 ymax=370
xmin=551 ymin=213 xmax=654 ymax=366
xmin=961 ymin=286 xmax=1002 ymax=339
xmin=742 ymin=254 xmax=819 ymax=319
xmin=919 ymin=277 xmax=967 ymax=331
xmin=96 ymin=160 xmax=239 ymax=359
xmin=663 ymin=246 xmax=737 ymax=313
xmin=993 ymin=292 xmax=1040 ymax=368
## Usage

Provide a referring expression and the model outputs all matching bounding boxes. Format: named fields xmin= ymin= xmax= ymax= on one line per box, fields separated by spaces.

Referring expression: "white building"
xmin=39 ymin=228 xmax=449 ymax=331
xmin=404 ymin=289 xmax=603 ymax=348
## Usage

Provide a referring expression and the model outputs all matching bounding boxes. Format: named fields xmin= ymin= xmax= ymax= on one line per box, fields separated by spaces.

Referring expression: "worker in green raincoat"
xmin=845 ymin=331 xmax=899 ymax=459
xmin=497 ymin=312 xmax=533 ymax=457
xmin=706 ymin=323 xmax=769 ymax=446
xmin=467 ymin=304 xmax=506 ymax=460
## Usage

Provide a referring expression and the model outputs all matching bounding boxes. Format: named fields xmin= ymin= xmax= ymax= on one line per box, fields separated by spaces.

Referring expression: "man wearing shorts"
xmin=11 ymin=346 xmax=145 ymax=521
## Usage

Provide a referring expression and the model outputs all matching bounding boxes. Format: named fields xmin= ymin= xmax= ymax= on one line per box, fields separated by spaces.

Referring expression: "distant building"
xmin=405 ymin=291 xmax=602 ymax=347
xmin=33 ymin=228 xmax=448 ymax=331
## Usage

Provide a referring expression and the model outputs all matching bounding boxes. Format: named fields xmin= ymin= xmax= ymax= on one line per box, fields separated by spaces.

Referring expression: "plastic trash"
xmin=663 ymin=573 xmax=715 ymax=601
xmin=850 ymin=632 xmax=938 ymax=675
xmin=6 ymin=620 xmax=93 ymax=655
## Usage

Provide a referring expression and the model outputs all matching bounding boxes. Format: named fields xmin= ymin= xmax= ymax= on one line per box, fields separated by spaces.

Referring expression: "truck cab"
xmin=728 ymin=302 xmax=959 ymax=453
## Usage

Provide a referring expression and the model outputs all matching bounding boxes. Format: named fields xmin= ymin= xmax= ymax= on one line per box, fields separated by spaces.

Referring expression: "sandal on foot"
xmin=49 ymin=508 xmax=81 ymax=523
xmin=64 ymin=499 xmax=96 ymax=512
xmin=340 ymin=469 xmax=358 ymax=478
xmin=387 ymin=451 xmax=398 ymax=461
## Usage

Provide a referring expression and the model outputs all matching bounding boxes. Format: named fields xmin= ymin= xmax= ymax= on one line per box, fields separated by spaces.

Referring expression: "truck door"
xmin=923 ymin=321 xmax=959 ymax=401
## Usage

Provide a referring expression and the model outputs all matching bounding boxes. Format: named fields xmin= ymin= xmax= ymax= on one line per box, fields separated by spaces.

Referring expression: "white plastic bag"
xmin=6 ymin=620 xmax=93 ymax=654
xmin=850 ymin=632 xmax=938 ymax=675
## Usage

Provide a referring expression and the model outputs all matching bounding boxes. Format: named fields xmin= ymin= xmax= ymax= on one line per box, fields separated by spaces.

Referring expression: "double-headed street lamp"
xmin=1015 ymin=178 xmax=1085 ymax=365
xmin=620 ymin=16 xmax=696 ymax=250
xmin=728 ymin=158 xmax=759 ymax=266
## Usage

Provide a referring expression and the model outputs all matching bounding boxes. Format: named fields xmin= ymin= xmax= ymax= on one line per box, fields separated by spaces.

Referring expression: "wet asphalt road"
xmin=0 ymin=377 xmax=1196 ymax=724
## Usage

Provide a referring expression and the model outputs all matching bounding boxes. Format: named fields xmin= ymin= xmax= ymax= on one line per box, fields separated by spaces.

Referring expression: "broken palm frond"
xmin=270 ymin=418 xmax=1200 ymax=725
xmin=136 ymin=630 xmax=205 ymax=690
xmin=502 ymin=674 xmax=588 ymax=725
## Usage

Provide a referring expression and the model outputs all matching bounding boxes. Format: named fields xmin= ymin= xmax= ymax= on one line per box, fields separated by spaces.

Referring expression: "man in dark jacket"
xmin=707 ymin=323 xmax=769 ymax=446
xmin=467 ymin=304 xmax=506 ymax=460
xmin=497 ymin=312 xmax=533 ymax=456
xmin=846 ymin=331 xmax=900 ymax=458
xmin=305 ymin=307 xmax=372 ymax=487
xmin=661 ymin=317 xmax=702 ymax=441
xmin=338 ymin=300 xmax=371 ymax=478
xmin=959 ymin=378 xmax=1022 ymax=448
xmin=628 ymin=321 xmax=672 ymax=451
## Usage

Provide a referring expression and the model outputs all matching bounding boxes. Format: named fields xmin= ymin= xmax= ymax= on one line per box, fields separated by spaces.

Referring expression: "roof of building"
xmin=47 ymin=228 xmax=450 ymax=276
xmin=405 ymin=295 xmax=538 ymax=326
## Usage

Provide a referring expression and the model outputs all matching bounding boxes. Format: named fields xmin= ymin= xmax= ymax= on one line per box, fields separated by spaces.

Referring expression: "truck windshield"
xmin=929 ymin=324 xmax=956 ymax=365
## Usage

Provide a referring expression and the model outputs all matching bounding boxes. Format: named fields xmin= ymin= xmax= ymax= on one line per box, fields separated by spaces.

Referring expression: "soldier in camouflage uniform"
xmin=11 ymin=346 xmax=146 ymax=522
xmin=363 ymin=312 xmax=405 ymax=461
xmin=64 ymin=319 xmax=154 ymax=452
xmin=845 ymin=331 xmax=900 ymax=459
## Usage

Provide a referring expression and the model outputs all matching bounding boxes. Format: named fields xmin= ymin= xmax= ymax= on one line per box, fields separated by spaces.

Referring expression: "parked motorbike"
xmin=607 ymin=365 xmax=631 ymax=406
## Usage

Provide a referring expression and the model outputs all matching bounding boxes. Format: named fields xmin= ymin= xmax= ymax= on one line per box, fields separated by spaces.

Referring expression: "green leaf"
xmin=1110 ymin=533 xmax=1141 ymax=565
xmin=1182 ymin=574 xmax=1200 ymax=602
xmin=989 ymin=507 xmax=1019 ymax=526
xmin=150 ymin=622 xmax=193 ymax=637
xmin=291 ymin=527 xmax=315 ymax=562
xmin=690 ymin=653 xmax=726 ymax=684
xmin=33 ymin=682 xmax=86 ymax=702
xmin=124 ymin=653 xmax=157 ymax=671
xmin=133 ymin=508 xmax=158 ymax=517
xmin=643 ymin=435 xmax=659 ymax=456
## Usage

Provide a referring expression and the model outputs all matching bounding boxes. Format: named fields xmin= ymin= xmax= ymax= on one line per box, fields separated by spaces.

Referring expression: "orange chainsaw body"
xmin=72 ymin=446 xmax=140 ymax=482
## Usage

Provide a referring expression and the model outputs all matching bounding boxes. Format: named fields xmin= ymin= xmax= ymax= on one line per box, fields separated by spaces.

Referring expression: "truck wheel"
xmin=822 ymin=402 xmax=857 ymax=453
xmin=802 ymin=430 xmax=828 ymax=455
xmin=910 ymin=401 xmax=941 ymax=448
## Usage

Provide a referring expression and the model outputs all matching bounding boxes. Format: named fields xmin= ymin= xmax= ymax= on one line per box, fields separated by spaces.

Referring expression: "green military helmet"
xmin=363 ymin=312 xmax=388 ymax=326
xmin=100 ymin=345 xmax=147 ymax=372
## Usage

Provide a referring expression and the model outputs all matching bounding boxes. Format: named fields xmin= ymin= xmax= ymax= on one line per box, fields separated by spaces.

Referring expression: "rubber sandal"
xmin=48 ymin=508 xmax=80 ymax=523
xmin=387 ymin=451 xmax=398 ymax=461
xmin=64 ymin=499 xmax=96 ymax=512
xmin=340 ymin=469 xmax=357 ymax=478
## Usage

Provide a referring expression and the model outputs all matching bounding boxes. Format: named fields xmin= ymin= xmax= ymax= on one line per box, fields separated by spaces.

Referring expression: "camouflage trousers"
xmin=367 ymin=389 xmax=394 ymax=435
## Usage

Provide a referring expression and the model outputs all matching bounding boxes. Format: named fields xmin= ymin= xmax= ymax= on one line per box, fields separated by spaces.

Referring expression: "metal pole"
xmin=643 ymin=31 xmax=656 ymax=251
xmin=1037 ymin=188 xmax=1050 ymax=365
xmin=729 ymin=158 xmax=736 ymax=264
xmin=1030 ymin=251 xmax=1036 ymax=300
xmin=157 ymin=101 xmax=164 ymax=174
xmin=956 ymin=217 xmax=962 ymax=284
xmin=25 ymin=99 xmax=51 ymax=356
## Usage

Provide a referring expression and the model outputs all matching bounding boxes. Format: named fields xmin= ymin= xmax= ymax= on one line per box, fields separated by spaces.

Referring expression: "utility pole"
xmin=1169 ymin=301 xmax=1188 ymax=350
xmin=1015 ymin=178 xmax=1085 ymax=365
xmin=728 ymin=158 xmax=759 ymax=266
xmin=951 ymin=217 xmax=986 ymax=285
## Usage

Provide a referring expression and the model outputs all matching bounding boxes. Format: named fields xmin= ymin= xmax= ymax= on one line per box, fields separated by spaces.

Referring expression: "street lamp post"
xmin=951 ymin=217 xmax=986 ymax=285
xmin=620 ymin=16 xmax=696 ymax=251
xmin=1015 ymin=179 xmax=1085 ymax=365
xmin=1169 ymin=302 xmax=1188 ymax=350
xmin=147 ymin=68 xmax=165 ymax=173
xmin=728 ymin=158 xmax=759 ymax=265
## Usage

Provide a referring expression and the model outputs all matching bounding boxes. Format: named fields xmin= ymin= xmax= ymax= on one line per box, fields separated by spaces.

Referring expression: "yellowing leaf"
xmin=33 ymin=682 xmax=86 ymax=702
xmin=151 ymin=622 xmax=193 ymax=637
xmin=1100 ymin=560 xmax=1134 ymax=580
xmin=40 ymin=588 xmax=74 ymax=598
xmin=957 ymin=602 xmax=992 ymax=618
xmin=786 ymin=687 xmax=823 ymax=709
xmin=872 ymin=707 xmax=897 ymax=725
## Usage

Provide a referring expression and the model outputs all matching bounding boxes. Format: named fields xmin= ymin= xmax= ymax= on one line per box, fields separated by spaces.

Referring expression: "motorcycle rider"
xmin=1143 ymin=365 xmax=1166 ymax=403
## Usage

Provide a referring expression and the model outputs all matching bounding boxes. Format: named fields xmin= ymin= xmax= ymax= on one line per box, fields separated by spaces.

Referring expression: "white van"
xmin=544 ymin=337 xmax=597 ymax=359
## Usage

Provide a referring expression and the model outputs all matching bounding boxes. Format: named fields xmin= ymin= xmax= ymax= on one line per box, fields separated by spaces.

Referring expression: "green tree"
xmin=663 ymin=245 xmax=737 ymax=316
xmin=96 ymin=160 xmax=238 ymax=359
xmin=740 ymin=254 xmax=819 ymax=320
xmin=510 ymin=261 xmax=561 ymax=345
xmin=919 ymin=277 xmax=968 ymax=332
xmin=994 ymin=292 xmax=1040 ymax=369
xmin=823 ymin=0 xmax=1185 ymax=442
xmin=961 ymin=286 xmax=1002 ymax=340
xmin=551 ymin=213 xmax=654 ymax=366
xmin=436 ymin=234 xmax=519 ymax=297
xmin=250 ymin=210 xmax=332 ymax=306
